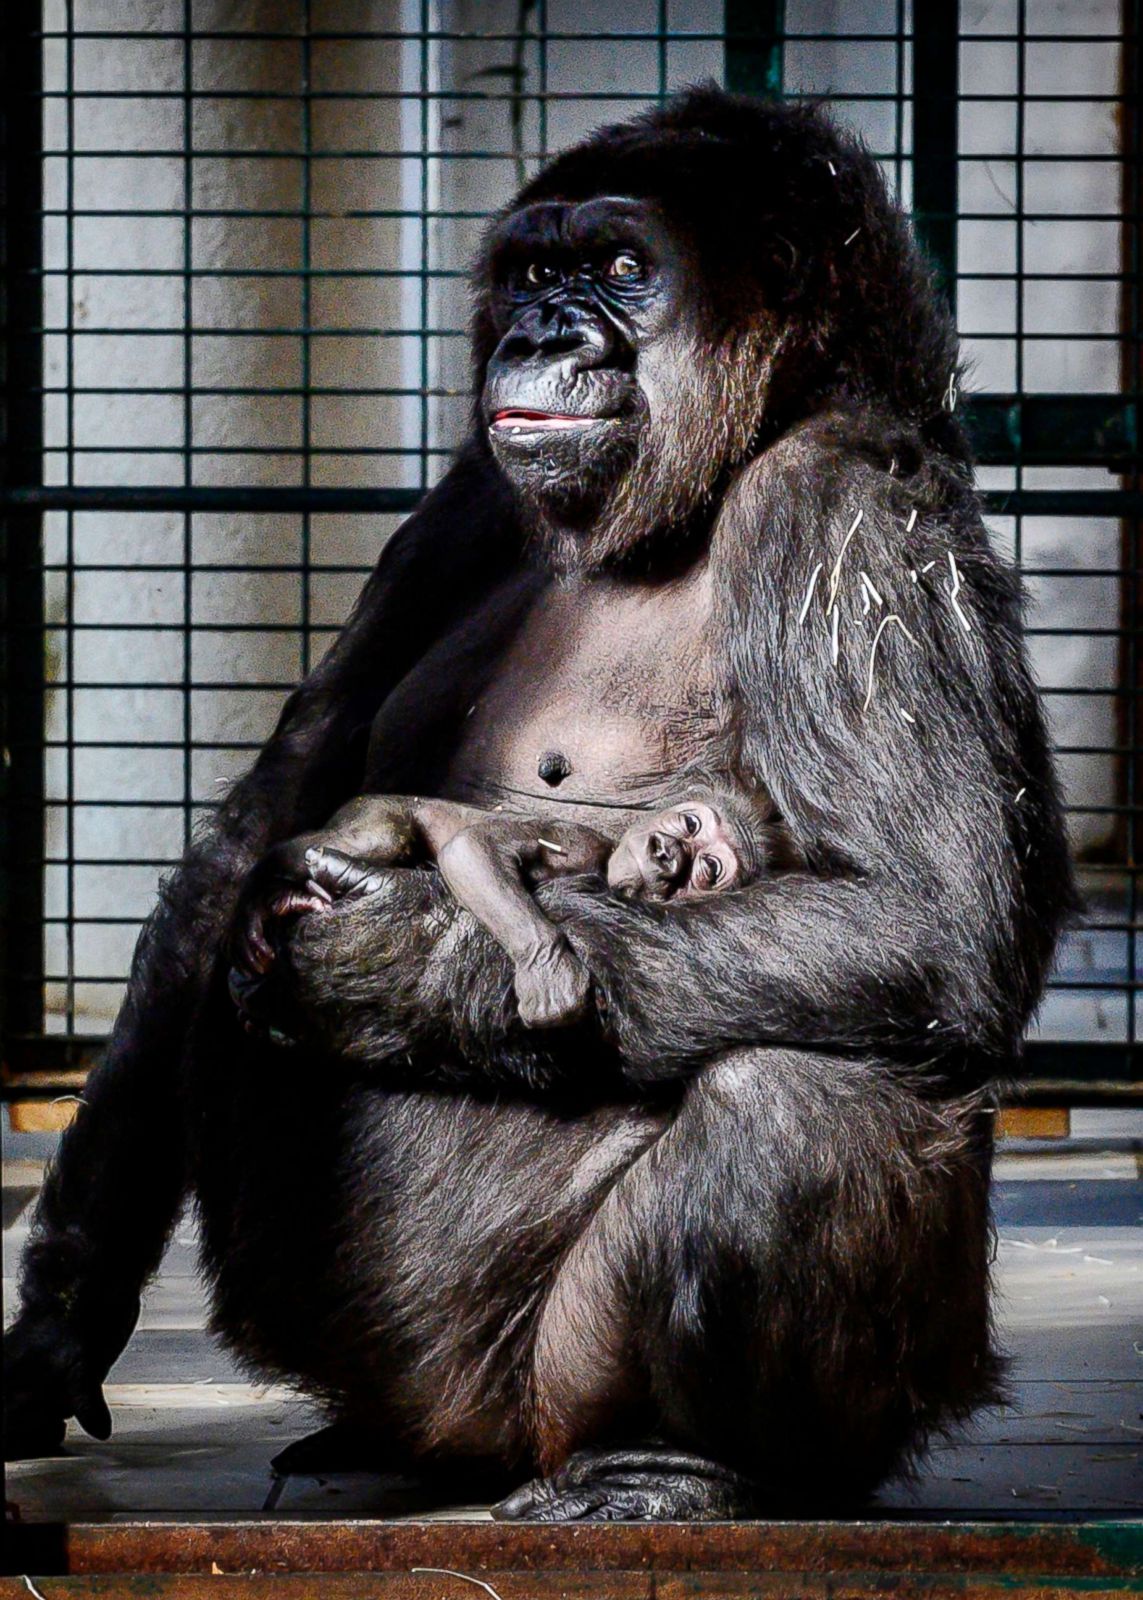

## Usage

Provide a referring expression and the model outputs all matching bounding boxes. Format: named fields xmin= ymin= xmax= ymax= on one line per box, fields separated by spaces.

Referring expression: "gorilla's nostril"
xmin=650 ymin=833 xmax=682 ymax=878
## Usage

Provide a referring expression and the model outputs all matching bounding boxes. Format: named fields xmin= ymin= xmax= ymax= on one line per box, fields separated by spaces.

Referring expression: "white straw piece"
xmin=412 ymin=1571 xmax=505 ymax=1600
xmin=862 ymin=614 xmax=918 ymax=714
xmin=905 ymin=508 xmax=918 ymax=533
xmin=859 ymin=571 xmax=883 ymax=609
xmin=830 ymin=603 xmax=840 ymax=665
xmin=538 ymin=838 xmax=565 ymax=855
xmin=899 ymin=708 xmax=916 ymax=725
xmin=943 ymin=371 xmax=958 ymax=411
xmin=828 ymin=160 xmax=837 ymax=175
xmin=844 ymin=227 xmax=861 ymax=246
xmin=947 ymin=550 xmax=972 ymax=634
xmin=921 ymin=559 xmax=936 ymax=573
xmin=826 ymin=510 xmax=864 ymax=612
xmin=797 ymin=561 xmax=824 ymax=626
xmin=1015 ymin=787 xmax=1026 ymax=803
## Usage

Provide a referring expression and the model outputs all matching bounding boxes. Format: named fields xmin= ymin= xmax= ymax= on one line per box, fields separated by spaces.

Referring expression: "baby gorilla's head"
xmin=606 ymin=790 xmax=774 ymax=903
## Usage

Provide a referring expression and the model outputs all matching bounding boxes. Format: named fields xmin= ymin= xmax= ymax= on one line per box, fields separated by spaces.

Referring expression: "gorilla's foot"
xmin=271 ymin=1420 xmax=395 ymax=1475
xmin=493 ymin=1446 xmax=758 ymax=1522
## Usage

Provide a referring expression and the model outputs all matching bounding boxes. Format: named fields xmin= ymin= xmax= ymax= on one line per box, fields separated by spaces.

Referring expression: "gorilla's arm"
xmin=4 ymin=448 xmax=521 ymax=1456
xmin=280 ymin=417 xmax=1072 ymax=1089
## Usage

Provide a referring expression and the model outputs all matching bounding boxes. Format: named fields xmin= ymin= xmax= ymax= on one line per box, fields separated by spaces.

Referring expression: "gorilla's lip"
xmin=490 ymin=409 xmax=606 ymax=432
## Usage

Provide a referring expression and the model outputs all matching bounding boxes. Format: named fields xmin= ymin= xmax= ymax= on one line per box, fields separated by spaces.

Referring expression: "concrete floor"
xmin=3 ymin=1128 xmax=1141 ymax=1522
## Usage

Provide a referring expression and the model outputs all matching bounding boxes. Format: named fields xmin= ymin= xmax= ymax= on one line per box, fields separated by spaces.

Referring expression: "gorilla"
xmin=5 ymin=88 xmax=1072 ymax=1520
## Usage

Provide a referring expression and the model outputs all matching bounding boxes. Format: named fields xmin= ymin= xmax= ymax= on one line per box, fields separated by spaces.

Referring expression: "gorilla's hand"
xmin=3 ymin=1308 xmax=115 ymax=1460
xmin=231 ymin=839 xmax=333 ymax=980
xmin=514 ymin=936 xmax=592 ymax=1029
xmin=229 ymin=843 xmax=396 ymax=1036
xmin=239 ymin=866 xmax=607 ymax=1088
xmin=266 ymin=866 xmax=579 ymax=1081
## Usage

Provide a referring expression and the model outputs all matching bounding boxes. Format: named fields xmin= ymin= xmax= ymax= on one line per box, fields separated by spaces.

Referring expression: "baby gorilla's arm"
xmin=437 ymin=819 xmax=610 ymax=1029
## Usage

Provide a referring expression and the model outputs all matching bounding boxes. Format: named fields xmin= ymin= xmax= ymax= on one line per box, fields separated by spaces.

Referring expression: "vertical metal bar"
xmin=0 ymin=0 xmax=45 ymax=1041
xmin=1014 ymin=0 xmax=1025 ymax=497
xmin=419 ymin=0 xmax=430 ymax=491
xmin=182 ymin=2 xmax=194 ymax=853
xmin=301 ymin=3 xmax=313 ymax=674
xmin=658 ymin=0 xmax=668 ymax=104
xmin=537 ymin=0 xmax=548 ymax=161
xmin=63 ymin=0 xmax=76 ymax=1031
xmin=912 ymin=0 xmax=958 ymax=313
xmin=724 ymin=0 xmax=784 ymax=98
xmin=894 ymin=0 xmax=906 ymax=205
xmin=1120 ymin=0 xmax=1140 ymax=1061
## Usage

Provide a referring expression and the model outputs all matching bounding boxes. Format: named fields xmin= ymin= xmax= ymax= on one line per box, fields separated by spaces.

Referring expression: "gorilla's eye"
xmin=682 ymin=812 xmax=700 ymax=836
xmin=524 ymin=261 xmax=559 ymax=288
xmin=607 ymin=251 xmax=645 ymax=281
xmin=703 ymin=856 xmax=723 ymax=886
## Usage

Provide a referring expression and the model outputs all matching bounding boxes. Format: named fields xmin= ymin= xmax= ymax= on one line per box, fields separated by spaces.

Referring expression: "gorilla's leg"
xmin=188 ymin=1000 xmax=670 ymax=1481
xmin=500 ymin=1046 xmax=998 ymax=1521
xmin=5 ymin=1022 xmax=188 ymax=1459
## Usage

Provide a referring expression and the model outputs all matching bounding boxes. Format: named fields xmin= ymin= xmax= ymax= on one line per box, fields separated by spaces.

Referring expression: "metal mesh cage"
xmin=1 ymin=1 xmax=1139 ymax=1095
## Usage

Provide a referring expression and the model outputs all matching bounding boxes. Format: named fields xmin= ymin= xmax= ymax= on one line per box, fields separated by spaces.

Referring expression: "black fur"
xmin=4 ymin=90 xmax=1072 ymax=1518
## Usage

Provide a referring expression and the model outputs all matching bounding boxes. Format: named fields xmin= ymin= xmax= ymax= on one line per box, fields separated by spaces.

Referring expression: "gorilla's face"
xmin=483 ymin=200 xmax=680 ymax=484
xmin=481 ymin=198 xmax=725 ymax=570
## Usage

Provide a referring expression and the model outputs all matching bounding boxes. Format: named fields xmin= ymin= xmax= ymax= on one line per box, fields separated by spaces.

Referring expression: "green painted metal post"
xmin=725 ymin=0 xmax=785 ymax=98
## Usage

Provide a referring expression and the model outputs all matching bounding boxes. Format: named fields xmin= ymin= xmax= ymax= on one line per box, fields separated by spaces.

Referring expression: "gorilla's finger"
xmin=73 ymin=1385 xmax=112 ymax=1441
xmin=304 ymin=846 xmax=388 ymax=901
xmin=237 ymin=916 xmax=275 ymax=977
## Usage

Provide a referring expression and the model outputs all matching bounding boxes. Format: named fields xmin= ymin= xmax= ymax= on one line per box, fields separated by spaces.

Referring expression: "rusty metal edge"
xmin=5 ymin=1517 xmax=1136 ymax=1579
xmin=1 ymin=1574 xmax=1143 ymax=1600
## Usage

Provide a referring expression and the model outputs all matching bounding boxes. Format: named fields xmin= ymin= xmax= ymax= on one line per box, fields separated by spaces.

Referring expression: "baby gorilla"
xmin=235 ymin=791 xmax=786 ymax=1029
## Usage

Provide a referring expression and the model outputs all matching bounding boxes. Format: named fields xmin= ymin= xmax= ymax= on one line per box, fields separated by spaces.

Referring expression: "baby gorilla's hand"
xmin=514 ymin=936 xmax=592 ymax=1029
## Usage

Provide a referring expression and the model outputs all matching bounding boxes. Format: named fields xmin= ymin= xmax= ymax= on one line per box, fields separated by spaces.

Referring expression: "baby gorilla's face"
xmin=607 ymin=800 xmax=744 ymax=902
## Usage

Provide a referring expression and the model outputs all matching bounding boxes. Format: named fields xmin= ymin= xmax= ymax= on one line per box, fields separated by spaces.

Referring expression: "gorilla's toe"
xmin=493 ymin=1447 xmax=758 ymax=1522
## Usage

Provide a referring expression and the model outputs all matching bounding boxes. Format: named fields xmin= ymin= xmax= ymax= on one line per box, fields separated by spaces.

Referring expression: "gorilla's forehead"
xmin=488 ymin=196 xmax=668 ymax=254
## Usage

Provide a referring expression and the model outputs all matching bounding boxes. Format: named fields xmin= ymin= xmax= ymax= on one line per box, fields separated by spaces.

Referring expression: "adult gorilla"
xmin=6 ymin=89 xmax=1071 ymax=1519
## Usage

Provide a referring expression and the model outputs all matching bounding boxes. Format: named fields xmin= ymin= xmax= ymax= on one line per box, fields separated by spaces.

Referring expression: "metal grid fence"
xmin=1 ymin=1 xmax=1139 ymax=1093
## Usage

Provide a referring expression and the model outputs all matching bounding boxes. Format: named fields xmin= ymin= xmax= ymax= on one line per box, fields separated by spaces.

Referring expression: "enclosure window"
xmin=1 ymin=1 xmax=1139 ymax=1089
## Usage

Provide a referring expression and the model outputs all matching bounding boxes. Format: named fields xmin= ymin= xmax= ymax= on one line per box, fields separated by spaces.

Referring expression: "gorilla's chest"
xmin=445 ymin=567 xmax=718 ymax=820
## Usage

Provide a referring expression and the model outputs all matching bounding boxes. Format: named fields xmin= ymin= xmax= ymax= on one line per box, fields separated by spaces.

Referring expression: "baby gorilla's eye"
xmin=681 ymin=812 xmax=700 ymax=836
xmin=703 ymin=855 xmax=723 ymax=886
xmin=607 ymin=251 xmax=645 ymax=281
xmin=524 ymin=261 xmax=558 ymax=288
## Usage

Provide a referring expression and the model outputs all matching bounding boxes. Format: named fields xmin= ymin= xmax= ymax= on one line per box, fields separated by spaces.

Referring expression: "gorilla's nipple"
xmin=538 ymin=750 xmax=571 ymax=786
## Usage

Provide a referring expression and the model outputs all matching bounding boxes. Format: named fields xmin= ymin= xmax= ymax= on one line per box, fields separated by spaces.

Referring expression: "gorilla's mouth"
xmin=606 ymin=833 xmax=676 ymax=903
xmin=491 ymin=409 xmax=604 ymax=433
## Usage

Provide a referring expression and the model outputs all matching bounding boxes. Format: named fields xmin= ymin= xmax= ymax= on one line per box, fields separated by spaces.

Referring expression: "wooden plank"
xmin=998 ymin=1108 xmax=1071 ymax=1140
xmin=8 ymin=1518 xmax=1136 ymax=1579
xmin=6 ymin=1100 xmax=80 ymax=1133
